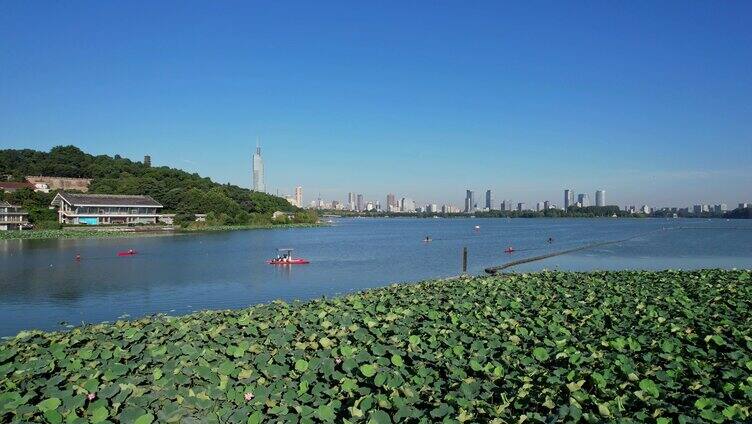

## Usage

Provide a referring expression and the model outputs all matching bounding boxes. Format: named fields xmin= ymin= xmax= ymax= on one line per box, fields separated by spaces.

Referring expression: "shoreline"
xmin=0 ymin=222 xmax=323 ymax=241
xmin=1 ymin=269 xmax=748 ymax=422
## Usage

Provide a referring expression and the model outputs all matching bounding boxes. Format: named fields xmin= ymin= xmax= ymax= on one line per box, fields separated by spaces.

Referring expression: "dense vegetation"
xmin=0 ymin=146 xmax=317 ymax=227
xmin=1 ymin=269 xmax=750 ymax=423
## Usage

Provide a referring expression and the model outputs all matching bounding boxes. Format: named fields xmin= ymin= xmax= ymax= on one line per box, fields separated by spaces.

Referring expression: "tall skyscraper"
xmin=544 ymin=200 xmax=551 ymax=210
xmin=536 ymin=202 xmax=543 ymax=212
xmin=485 ymin=190 xmax=493 ymax=210
xmin=464 ymin=190 xmax=475 ymax=213
xmin=564 ymin=189 xmax=573 ymax=210
xmin=348 ymin=192 xmax=356 ymax=211
xmin=387 ymin=193 xmax=397 ymax=210
xmin=252 ymin=141 xmax=265 ymax=192
xmin=356 ymin=194 xmax=365 ymax=212
xmin=595 ymin=190 xmax=605 ymax=207
xmin=295 ymin=186 xmax=303 ymax=208
xmin=517 ymin=202 xmax=525 ymax=212
xmin=577 ymin=193 xmax=589 ymax=207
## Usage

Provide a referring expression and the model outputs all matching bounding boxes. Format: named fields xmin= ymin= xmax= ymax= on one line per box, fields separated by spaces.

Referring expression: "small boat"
xmin=118 ymin=250 xmax=137 ymax=257
xmin=474 ymin=225 xmax=480 ymax=230
xmin=504 ymin=247 xmax=515 ymax=253
xmin=268 ymin=248 xmax=310 ymax=265
xmin=423 ymin=236 xmax=432 ymax=243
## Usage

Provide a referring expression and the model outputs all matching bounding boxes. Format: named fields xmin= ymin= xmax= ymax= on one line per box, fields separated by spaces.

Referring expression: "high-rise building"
xmin=252 ymin=142 xmax=265 ymax=192
xmin=464 ymin=190 xmax=475 ymax=213
xmin=387 ymin=193 xmax=397 ymax=210
xmin=500 ymin=200 xmax=513 ymax=211
xmin=564 ymin=189 xmax=573 ymax=210
xmin=536 ymin=202 xmax=544 ymax=212
xmin=401 ymin=198 xmax=416 ymax=212
xmin=356 ymin=194 xmax=365 ymax=212
xmin=144 ymin=155 xmax=151 ymax=168
xmin=544 ymin=200 xmax=551 ymax=210
xmin=577 ymin=193 xmax=589 ymax=207
xmin=294 ymin=186 xmax=303 ymax=208
xmin=595 ymin=190 xmax=605 ymax=207
xmin=442 ymin=205 xmax=459 ymax=214
xmin=348 ymin=193 xmax=356 ymax=211
xmin=517 ymin=202 xmax=525 ymax=212
xmin=485 ymin=190 xmax=493 ymax=210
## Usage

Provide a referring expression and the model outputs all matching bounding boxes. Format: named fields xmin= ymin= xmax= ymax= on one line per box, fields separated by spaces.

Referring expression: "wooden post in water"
xmin=462 ymin=247 xmax=468 ymax=274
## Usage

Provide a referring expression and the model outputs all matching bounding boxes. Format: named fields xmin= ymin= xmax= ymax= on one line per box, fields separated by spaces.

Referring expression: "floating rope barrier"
xmin=484 ymin=228 xmax=670 ymax=275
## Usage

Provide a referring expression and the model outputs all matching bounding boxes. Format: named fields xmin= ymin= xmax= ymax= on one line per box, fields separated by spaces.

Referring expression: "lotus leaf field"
xmin=1 ymin=269 xmax=751 ymax=423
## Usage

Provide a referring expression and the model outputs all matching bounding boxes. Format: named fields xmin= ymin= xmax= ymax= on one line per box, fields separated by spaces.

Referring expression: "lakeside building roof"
xmin=0 ymin=181 xmax=34 ymax=191
xmin=51 ymin=192 xmax=163 ymax=208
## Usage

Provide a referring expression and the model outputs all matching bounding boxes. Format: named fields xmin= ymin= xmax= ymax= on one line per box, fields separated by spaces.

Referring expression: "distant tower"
xmin=144 ymin=155 xmax=151 ymax=168
xmin=564 ymin=189 xmax=573 ymax=210
xmin=295 ymin=186 xmax=303 ymax=207
xmin=595 ymin=190 xmax=606 ymax=207
xmin=348 ymin=192 xmax=356 ymax=210
xmin=485 ymin=190 xmax=493 ymax=210
xmin=356 ymin=194 xmax=365 ymax=212
xmin=464 ymin=190 xmax=475 ymax=213
xmin=252 ymin=139 xmax=265 ymax=192
xmin=577 ymin=193 xmax=590 ymax=207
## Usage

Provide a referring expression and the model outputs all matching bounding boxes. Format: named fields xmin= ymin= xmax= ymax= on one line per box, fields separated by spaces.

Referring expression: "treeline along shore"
xmin=0 ymin=269 xmax=749 ymax=422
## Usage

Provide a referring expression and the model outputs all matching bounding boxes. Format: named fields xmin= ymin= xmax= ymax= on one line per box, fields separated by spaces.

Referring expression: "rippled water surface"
xmin=1 ymin=218 xmax=751 ymax=336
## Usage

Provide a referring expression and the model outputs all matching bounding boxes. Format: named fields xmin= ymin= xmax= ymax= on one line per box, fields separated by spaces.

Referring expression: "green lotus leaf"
xmin=368 ymin=409 xmax=392 ymax=424
xmin=315 ymin=404 xmax=335 ymax=422
xmin=390 ymin=354 xmax=404 ymax=367
xmin=359 ymin=364 xmax=377 ymax=378
xmin=639 ymin=378 xmax=660 ymax=398
xmin=532 ymin=347 xmax=549 ymax=362
xmin=134 ymin=413 xmax=154 ymax=424
xmin=37 ymin=397 xmax=61 ymax=413
xmin=90 ymin=405 xmax=109 ymax=423
xmin=295 ymin=359 xmax=309 ymax=372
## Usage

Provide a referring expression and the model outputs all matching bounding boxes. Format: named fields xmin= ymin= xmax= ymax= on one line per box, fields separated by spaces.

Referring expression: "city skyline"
xmin=296 ymin=185 xmax=749 ymax=214
xmin=2 ymin=2 xmax=751 ymax=206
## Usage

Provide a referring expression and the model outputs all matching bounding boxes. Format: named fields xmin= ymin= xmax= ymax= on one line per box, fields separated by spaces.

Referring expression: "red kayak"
xmin=267 ymin=258 xmax=310 ymax=265
xmin=118 ymin=251 xmax=138 ymax=257
xmin=504 ymin=247 xmax=515 ymax=253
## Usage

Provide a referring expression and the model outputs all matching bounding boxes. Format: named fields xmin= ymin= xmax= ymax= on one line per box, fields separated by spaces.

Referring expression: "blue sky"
xmin=1 ymin=1 xmax=751 ymax=208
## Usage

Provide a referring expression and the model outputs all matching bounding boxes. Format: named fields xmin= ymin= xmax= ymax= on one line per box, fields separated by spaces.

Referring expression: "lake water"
xmin=1 ymin=218 xmax=751 ymax=337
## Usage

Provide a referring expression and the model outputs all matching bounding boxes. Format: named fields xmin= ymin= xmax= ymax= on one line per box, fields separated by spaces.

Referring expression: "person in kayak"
xmin=548 ymin=237 xmax=553 ymax=244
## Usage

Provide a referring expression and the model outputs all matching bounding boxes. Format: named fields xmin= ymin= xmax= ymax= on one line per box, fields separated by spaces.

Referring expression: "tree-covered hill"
xmin=0 ymin=146 xmax=313 ymax=226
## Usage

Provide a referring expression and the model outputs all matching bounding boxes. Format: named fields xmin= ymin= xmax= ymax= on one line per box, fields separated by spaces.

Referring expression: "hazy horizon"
xmin=2 ymin=1 xmax=751 ymax=207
